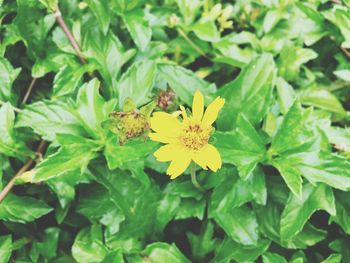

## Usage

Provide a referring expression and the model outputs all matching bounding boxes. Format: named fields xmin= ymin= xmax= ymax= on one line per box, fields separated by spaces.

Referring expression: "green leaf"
xmin=217 ymin=53 xmax=276 ymax=130
xmin=176 ymin=0 xmax=201 ymax=25
xmin=187 ymin=221 xmax=217 ymax=260
xmin=263 ymin=252 xmax=288 ymax=263
xmin=118 ymin=60 xmax=156 ymax=107
xmin=299 ymin=89 xmax=346 ymax=115
xmin=209 ymin=167 xmax=266 ymax=216
xmin=76 ymin=78 xmax=110 ymax=139
xmin=85 ymin=0 xmax=110 ymax=35
xmin=193 ymin=18 xmax=220 ymax=42
xmin=214 ymin=205 xmax=259 ymax=245
xmin=321 ymin=254 xmax=342 ymax=263
xmin=123 ymin=9 xmax=152 ymax=51
xmin=103 ymin=135 xmax=156 ymax=170
xmin=77 ymin=184 xmax=125 ymax=235
xmin=52 ymin=63 xmax=92 ymax=97
xmin=157 ymin=63 xmax=216 ymax=106
xmin=263 ymin=9 xmax=284 ymax=33
xmin=272 ymin=157 xmax=303 ymax=198
xmin=270 ymin=100 xmax=313 ymax=155
xmin=33 ymin=135 xmax=100 ymax=182
xmin=280 ymin=183 xmax=336 ymax=241
xmin=0 ymin=194 xmax=52 ymax=223
xmin=0 ymin=57 xmax=21 ymax=104
xmin=323 ymin=7 xmax=350 ymax=48
xmin=331 ymin=192 xmax=350 ymax=235
xmin=16 ymin=100 xmax=86 ymax=141
xmin=0 ymin=102 xmax=33 ymax=160
xmin=0 ymin=235 xmax=12 ymax=263
xmin=334 ymin=69 xmax=350 ymax=82
xmin=213 ymin=238 xmax=270 ymax=263
xmin=140 ymin=242 xmax=190 ymax=263
xmin=214 ymin=114 xmax=266 ymax=179
xmin=298 ymin=152 xmax=350 ymax=192
xmin=72 ymin=225 xmax=108 ymax=263
xmin=277 ymin=45 xmax=318 ymax=81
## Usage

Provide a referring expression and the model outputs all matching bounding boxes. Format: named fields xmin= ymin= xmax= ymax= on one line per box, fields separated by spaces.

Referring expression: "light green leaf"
xmin=280 ymin=183 xmax=336 ymax=241
xmin=213 ymin=238 xmax=270 ymax=263
xmin=0 ymin=57 xmax=21 ymax=104
xmin=176 ymin=0 xmax=201 ymax=25
xmin=321 ymin=254 xmax=342 ymax=263
xmin=214 ymin=205 xmax=259 ymax=245
xmin=263 ymin=9 xmax=284 ymax=33
xmin=299 ymin=89 xmax=346 ymax=115
xmin=16 ymin=100 xmax=86 ymax=141
xmin=0 ymin=103 xmax=34 ymax=160
xmin=217 ymin=53 xmax=276 ymax=130
xmin=123 ymin=9 xmax=152 ymax=51
xmin=193 ymin=18 xmax=220 ymax=42
xmin=323 ymin=7 xmax=350 ymax=48
xmin=140 ymin=242 xmax=190 ymax=263
xmin=33 ymin=135 xmax=100 ymax=182
xmin=334 ymin=69 xmax=350 ymax=82
xmin=0 ymin=194 xmax=52 ymax=223
xmin=157 ymin=63 xmax=216 ymax=106
xmin=263 ymin=252 xmax=288 ymax=263
xmin=85 ymin=0 xmax=110 ymax=35
xmin=118 ymin=60 xmax=156 ymax=107
xmin=76 ymin=78 xmax=110 ymax=139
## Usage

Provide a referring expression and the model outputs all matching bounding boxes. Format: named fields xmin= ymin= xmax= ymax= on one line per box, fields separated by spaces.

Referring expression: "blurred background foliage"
xmin=0 ymin=0 xmax=350 ymax=262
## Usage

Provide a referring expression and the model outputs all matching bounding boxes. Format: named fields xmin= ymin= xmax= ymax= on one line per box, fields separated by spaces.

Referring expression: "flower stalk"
xmin=190 ymin=163 xmax=204 ymax=192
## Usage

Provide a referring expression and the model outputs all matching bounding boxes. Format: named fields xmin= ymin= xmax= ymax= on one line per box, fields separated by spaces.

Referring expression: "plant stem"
xmin=341 ymin=46 xmax=350 ymax=60
xmin=0 ymin=140 xmax=47 ymax=204
xmin=190 ymin=163 xmax=204 ymax=192
xmin=177 ymin=28 xmax=209 ymax=59
xmin=54 ymin=8 xmax=87 ymax=64
xmin=21 ymin=78 xmax=37 ymax=105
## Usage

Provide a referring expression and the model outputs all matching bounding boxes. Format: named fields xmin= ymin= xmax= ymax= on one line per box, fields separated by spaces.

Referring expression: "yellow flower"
xmin=149 ymin=90 xmax=225 ymax=179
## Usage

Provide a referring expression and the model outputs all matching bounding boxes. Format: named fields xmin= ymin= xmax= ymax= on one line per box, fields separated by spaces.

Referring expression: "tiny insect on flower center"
xmin=180 ymin=121 xmax=212 ymax=151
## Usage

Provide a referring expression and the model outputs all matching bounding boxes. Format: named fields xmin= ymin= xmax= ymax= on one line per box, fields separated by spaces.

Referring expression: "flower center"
xmin=180 ymin=122 xmax=212 ymax=151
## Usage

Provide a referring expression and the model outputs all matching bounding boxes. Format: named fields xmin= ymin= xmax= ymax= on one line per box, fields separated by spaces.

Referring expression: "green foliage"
xmin=0 ymin=0 xmax=350 ymax=262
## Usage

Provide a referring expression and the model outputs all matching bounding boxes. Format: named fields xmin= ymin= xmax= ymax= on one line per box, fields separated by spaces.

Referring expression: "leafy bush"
xmin=0 ymin=0 xmax=350 ymax=262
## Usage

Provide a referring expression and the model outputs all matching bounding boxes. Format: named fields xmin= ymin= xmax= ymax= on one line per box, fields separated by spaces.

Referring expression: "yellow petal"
xmin=202 ymin=97 xmax=225 ymax=125
xmin=154 ymin=143 xmax=180 ymax=161
xmin=194 ymin=144 xmax=222 ymax=172
xmin=166 ymin=147 xmax=191 ymax=179
xmin=192 ymin=90 xmax=204 ymax=121
xmin=149 ymin=133 xmax=177 ymax=144
xmin=180 ymin=105 xmax=188 ymax=120
xmin=150 ymin=112 xmax=181 ymax=135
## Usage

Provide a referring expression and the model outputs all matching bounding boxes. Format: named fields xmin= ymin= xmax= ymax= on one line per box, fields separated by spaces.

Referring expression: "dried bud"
xmin=103 ymin=99 xmax=155 ymax=145
xmin=168 ymin=14 xmax=180 ymax=28
xmin=157 ymin=89 xmax=176 ymax=111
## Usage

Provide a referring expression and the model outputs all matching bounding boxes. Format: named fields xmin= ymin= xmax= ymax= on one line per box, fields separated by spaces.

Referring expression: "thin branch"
xmin=341 ymin=46 xmax=350 ymax=60
xmin=177 ymin=28 xmax=209 ymax=59
xmin=0 ymin=100 xmax=22 ymax=113
xmin=21 ymin=78 xmax=37 ymax=105
xmin=0 ymin=140 xmax=47 ymax=204
xmin=54 ymin=8 xmax=87 ymax=64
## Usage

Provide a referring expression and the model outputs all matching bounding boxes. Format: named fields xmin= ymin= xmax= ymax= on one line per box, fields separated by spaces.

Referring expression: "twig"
xmin=331 ymin=0 xmax=342 ymax=4
xmin=0 ymin=141 xmax=47 ymax=203
xmin=341 ymin=46 xmax=350 ymax=60
xmin=21 ymin=78 xmax=37 ymax=105
xmin=54 ymin=8 xmax=87 ymax=64
xmin=190 ymin=163 xmax=204 ymax=192
xmin=177 ymin=28 xmax=209 ymax=59
xmin=0 ymin=100 xmax=22 ymax=113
